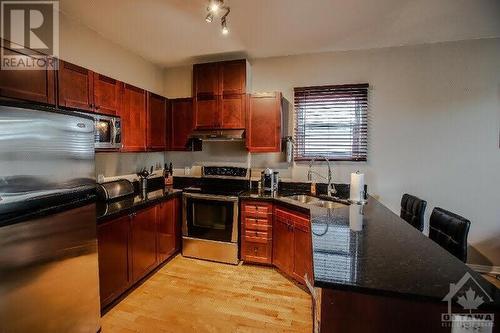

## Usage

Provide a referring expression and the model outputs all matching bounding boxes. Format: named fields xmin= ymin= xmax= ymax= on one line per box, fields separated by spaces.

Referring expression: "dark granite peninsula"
xmin=240 ymin=191 xmax=500 ymax=333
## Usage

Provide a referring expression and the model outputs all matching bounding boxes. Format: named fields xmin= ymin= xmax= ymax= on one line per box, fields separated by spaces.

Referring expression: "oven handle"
xmin=182 ymin=193 xmax=239 ymax=202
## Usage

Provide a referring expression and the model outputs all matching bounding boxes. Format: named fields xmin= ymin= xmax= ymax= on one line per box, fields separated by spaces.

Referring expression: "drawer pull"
xmin=253 ymin=247 xmax=258 ymax=253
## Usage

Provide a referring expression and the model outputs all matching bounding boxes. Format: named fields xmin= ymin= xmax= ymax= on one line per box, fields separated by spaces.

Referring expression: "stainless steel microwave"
xmin=77 ymin=112 xmax=121 ymax=149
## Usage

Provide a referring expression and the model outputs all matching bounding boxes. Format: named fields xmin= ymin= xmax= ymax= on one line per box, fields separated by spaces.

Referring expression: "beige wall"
xmin=163 ymin=38 xmax=500 ymax=267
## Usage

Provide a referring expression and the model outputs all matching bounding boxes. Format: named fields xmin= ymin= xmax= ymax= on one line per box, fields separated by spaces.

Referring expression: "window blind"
xmin=294 ymin=83 xmax=368 ymax=161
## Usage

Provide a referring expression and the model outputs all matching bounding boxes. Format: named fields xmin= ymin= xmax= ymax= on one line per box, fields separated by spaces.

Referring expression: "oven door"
xmin=94 ymin=115 xmax=121 ymax=149
xmin=182 ymin=193 xmax=238 ymax=243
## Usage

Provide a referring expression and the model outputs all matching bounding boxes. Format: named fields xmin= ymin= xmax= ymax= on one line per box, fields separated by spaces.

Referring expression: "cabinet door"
xmin=0 ymin=42 xmax=55 ymax=105
xmin=272 ymin=211 xmax=293 ymax=275
xmin=57 ymin=60 xmax=93 ymax=111
xmin=221 ymin=93 xmax=245 ymax=129
xmin=147 ymin=92 xmax=167 ymax=151
xmin=292 ymin=217 xmax=313 ymax=286
xmin=120 ymin=84 xmax=147 ymax=152
xmin=194 ymin=95 xmax=218 ymax=129
xmin=193 ymin=62 xmax=219 ymax=96
xmin=93 ymin=72 xmax=122 ymax=115
xmin=131 ymin=206 xmax=157 ymax=282
xmin=157 ymin=199 xmax=177 ymax=262
xmin=97 ymin=215 xmax=130 ymax=308
xmin=247 ymin=92 xmax=282 ymax=152
xmin=220 ymin=60 xmax=246 ymax=95
xmin=169 ymin=98 xmax=193 ymax=151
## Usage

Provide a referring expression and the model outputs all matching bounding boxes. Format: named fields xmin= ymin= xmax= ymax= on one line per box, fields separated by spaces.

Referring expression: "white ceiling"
xmin=60 ymin=0 xmax=500 ymax=68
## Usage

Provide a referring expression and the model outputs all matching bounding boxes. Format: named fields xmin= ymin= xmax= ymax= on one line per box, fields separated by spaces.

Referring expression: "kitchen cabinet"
xmin=246 ymin=92 xmax=283 ymax=152
xmin=93 ymin=72 xmax=122 ymax=115
xmin=272 ymin=205 xmax=313 ymax=286
xmin=168 ymin=98 xmax=194 ymax=151
xmin=130 ymin=205 xmax=158 ymax=282
xmin=120 ymin=84 xmax=147 ymax=152
xmin=97 ymin=215 xmax=130 ymax=308
xmin=97 ymin=197 xmax=180 ymax=309
xmin=241 ymin=201 xmax=273 ymax=265
xmin=157 ymin=198 xmax=178 ymax=262
xmin=0 ymin=41 xmax=56 ymax=105
xmin=57 ymin=60 xmax=94 ymax=111
xmin=193 ymin=60 xmax=248 ymax=129
xmin=273 ymin=208 xmax=294 ymax=273
xmin=147 ymin=92 xmax=168 ymax=151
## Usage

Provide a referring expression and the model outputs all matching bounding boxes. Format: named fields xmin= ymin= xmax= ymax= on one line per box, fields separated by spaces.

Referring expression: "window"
xmin=294 ymin=83 xmax=368 ymax=161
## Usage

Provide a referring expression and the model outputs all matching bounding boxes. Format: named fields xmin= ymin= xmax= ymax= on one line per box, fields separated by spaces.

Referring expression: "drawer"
xmin=244 ymin=235 xmax=270 ymax=244
xmin=242 ymin=202 xmax=272 ymax=217
xmin=242 ymin=240 xmax=272 ymax=264
xmin=244 ymin=216 xmax=272 ymax=227
xmin=244 ymin=229 xmax=270 ymax=239
xmin=245 ymin=221 xmax=272 ymax=232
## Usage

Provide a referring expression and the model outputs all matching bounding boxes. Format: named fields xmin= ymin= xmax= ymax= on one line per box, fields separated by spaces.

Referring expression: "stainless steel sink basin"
xmin=285 ymin=195 xmax=319 ymax=204
xmin=312 ymin=200 xmax=348 ymax=209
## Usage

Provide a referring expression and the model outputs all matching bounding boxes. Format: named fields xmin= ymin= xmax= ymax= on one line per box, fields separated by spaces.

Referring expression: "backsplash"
xmin=95 ymin=152 xmax=165 ymax=182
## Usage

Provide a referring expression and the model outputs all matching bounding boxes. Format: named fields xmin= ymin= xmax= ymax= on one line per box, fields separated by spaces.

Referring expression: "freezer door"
xmin=0 ymin=105 xmax=95 ymax=214
xmin=0 ymin=202 xmax=100 ymax=333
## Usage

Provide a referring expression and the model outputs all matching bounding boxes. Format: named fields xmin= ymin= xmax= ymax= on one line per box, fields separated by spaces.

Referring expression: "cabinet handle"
xmin=253 ymin=247 xmax=258 ymax=253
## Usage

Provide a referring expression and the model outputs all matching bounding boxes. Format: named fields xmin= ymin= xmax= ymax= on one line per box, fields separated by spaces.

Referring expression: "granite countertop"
xmin=96 ymin=187 xmax=182 ymax=222
xmin=240 ymin=190 xmax=500 ymax=309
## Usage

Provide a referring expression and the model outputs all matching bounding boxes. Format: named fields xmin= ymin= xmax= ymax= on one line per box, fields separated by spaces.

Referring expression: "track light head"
xmin=205 ymin=13 xmax=213 ymax=23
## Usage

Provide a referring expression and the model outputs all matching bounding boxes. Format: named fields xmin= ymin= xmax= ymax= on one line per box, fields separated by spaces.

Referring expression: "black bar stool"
xmin=429 ymin=207 xmax=471 ymax=262
xmin=400 ymin=194 xmax=427 ymax=232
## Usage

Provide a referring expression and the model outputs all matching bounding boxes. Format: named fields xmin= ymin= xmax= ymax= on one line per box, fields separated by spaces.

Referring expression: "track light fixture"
xmin=205 ymin=0 xmax=230 ymax=35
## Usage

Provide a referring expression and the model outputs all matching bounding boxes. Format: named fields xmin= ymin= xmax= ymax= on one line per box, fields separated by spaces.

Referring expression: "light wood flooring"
xmin=101 ymin=255 xmax=313 ymax=333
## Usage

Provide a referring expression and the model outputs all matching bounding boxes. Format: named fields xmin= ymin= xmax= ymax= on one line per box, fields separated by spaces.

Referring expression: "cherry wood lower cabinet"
xmin=240 ymin=201 xmax=273 ymax=264
xmin=97 ymin=197 xmax=180 ymax=309
xmin=97 ymin=215 xmax=131 ymax=308
xmin=240 ymin=200 xmax=313 ymax=287
xmin=273 ymin=205 xmax=313 ymax=286
xmin=130 ymin=206 xmax=158 ymax=282
xmin=157 ymin=198 xmax=180 ymax=262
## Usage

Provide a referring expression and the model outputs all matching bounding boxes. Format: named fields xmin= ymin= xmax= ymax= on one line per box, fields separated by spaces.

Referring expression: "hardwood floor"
xmin=101 ymin=255 xmax=313 ymax=332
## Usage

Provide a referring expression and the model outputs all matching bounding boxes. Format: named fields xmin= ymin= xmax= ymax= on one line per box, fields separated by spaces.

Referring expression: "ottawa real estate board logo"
xmin=442 ymin=272 xmax=495 ymax=331
xmin=1 ymin=0 xmax=59 ymax=70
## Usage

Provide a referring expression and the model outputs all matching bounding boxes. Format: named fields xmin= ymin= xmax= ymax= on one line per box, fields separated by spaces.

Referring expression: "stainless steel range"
xmin=182 ymin=166 xmax=248 ymax=265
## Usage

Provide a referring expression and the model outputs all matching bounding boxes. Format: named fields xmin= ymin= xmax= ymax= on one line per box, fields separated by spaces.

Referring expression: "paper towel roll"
xmin=349 ymin=204 xmax=363 ymax=231
xmin=350 ymin=172 xmax=365 ymax=202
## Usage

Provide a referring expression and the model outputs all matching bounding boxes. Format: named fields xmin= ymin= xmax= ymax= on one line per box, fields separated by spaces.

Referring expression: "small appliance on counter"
xmin=261 ymin=168 xmax=279 ymax=193
xmin=164 ymin=163 xmax=174 ymax=186
xmin=96 ymin=179 xmax=134 ymax=201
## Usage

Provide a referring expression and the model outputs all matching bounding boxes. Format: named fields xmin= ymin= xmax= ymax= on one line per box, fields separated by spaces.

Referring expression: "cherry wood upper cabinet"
xmin=97 ymin=215 xmax=130 ymax=309
xmin=120 ymin=84 xmax=147 ymax=152
xmin=220 ymin=60 xmax=247 ymax=95
xmin=193 ymin=59 xmax=249 ymax=130
xmin=0 ymin=42 xmax=56 ymax=105
xmin=168 ymin=98 xmax=194 ymax=151
xmin=131 ymin=206 xmax=157 ymax=283
xmin=57 ymin=60 xmax=94 ymax=111
xmin=247 ymin=92 xmax=282 ymax=152
xmin=146 ymin=92 xmax=167 ymax=151
xmin=93 ymin=72 xmax=122 ymax=116
xmin=193 ymin=62 xmax=219 ymax=96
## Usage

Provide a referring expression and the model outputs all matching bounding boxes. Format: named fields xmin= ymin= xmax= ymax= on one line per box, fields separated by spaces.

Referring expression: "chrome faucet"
xmin=307 ymin=157 xmax=337 ymax=197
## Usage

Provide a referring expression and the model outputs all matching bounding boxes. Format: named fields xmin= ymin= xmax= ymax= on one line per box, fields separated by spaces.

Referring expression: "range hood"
xmin=188 ymin=129 xmax=245 ymax=141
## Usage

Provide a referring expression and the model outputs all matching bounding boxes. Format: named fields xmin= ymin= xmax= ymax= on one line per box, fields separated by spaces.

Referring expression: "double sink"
xmin=285 ymin=194 xmax=348 ymax=209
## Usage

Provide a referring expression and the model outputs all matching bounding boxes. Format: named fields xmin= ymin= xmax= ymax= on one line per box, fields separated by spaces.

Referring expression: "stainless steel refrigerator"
xmin=0 ymin=102 xmax=101 ymax=333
